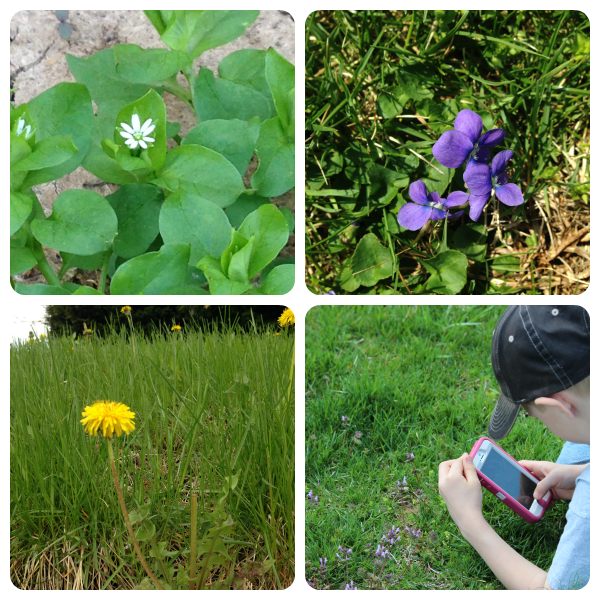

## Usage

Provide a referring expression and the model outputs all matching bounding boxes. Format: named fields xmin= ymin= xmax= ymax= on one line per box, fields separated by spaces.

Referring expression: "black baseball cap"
xmin=488 ymin=305 xmax=590 ymax=441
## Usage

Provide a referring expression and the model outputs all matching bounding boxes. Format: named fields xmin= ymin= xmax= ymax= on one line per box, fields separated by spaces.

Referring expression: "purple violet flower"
xmin=463 ymin=149 xmax=524 ymax=221
xmin=321 ymin=290 xmax=336 ymax=295
xmin=432 ymin=109 xmax=506 ymax=169
xmin=406 ymin=452 xmax=415 ymax=461
xmin=397 ymin=180 xmax=466 ymax=231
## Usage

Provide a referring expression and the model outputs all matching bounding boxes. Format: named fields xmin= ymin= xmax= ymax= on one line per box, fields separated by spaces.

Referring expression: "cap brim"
xmin=487 ymin=393 xmax=521 ymax=441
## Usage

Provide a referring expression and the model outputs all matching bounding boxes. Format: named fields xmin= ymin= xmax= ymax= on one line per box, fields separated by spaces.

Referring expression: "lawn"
xmin=305 ymin=305 xmax=567 ymax=589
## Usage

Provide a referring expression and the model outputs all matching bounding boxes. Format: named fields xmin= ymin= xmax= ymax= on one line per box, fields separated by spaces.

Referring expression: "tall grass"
xmin=10 ymin=320 xmax=294 ymax=589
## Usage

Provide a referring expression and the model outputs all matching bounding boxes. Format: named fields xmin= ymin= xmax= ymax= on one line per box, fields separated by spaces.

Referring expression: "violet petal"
xmin=495 ymin=183 xmax=524 ymax=207
xmin=432 ymin=130 xmax=473 ymax=168
xmin=408 ymin=180 xmax=429 ymax=205
xmin=397 ymin=203 xmax=432 ymax=230
xmin=430 ymin=207 xmax=449 ymax=221
xmin=464 ymin=163 xmax=493 ymax=196
xmin=491 ymin=150 xmax=514 ymax=177
xmin=468 ymin=194 xmax=490 ymax=222
xmin=479 ymin=128 xmax=506 ymax=148
xmin=445 ymin=191 xmax=469 ymax=208
xmin=454 ymin=109 xmax=483 ymax=145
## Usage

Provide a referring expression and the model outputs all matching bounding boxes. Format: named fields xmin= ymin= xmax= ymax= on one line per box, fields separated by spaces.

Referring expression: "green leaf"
xmin=491 ymin=255 xmax=521 ymax=273
xmin=453 ymin=223 xmax=487 ymax=261
xmin=265 ymin=48 xmax=295 ymax=134
xmin=60 ymin=251 xmax=106 ymax=271
xmin=224 ymin=195 xmax=271 ymax=229
xmin=159 ymin=188 xmax=232 ymax=266
xmin=397 ymin=72 xmax=434 ymax=101
xmin=197 ymin=256 xmax=253 ymax=295
xmin=114 ymin=44 xmax=192 ymax=84
xmin=10 ymin=133 xmax=31 ymax=190
xmin=10 ymin=192 xmax=33 ymax=236
xmin=227 ymin=236 xmax=254 ymax=283
xmin=106 ymin=184 xmax=163 ymax=258
xmin=252 ymin=264 xmax=296 ymax=296
xmin=221 ymin=229 xmax=249 ymax=275
xmin=23 ymin=83 xmax=93 ymax=187
xmin=110 ymin=243 xmax=191 ymax=295
xmin=368 ymin=164 xmax=408 ymax=205
xmin=143 ymin=10 xmax=172 ymax=35
xmin=574 ymin=32 xmax=590 ymax=56
xmin=182 ymin=119 xmax=260 ymax=175
xmin=218 ymin=49 xmax=272 ymax=104
xmin=193 ymin=68 xmax=272 ymax=122
xmin=31 ymin=190 xmax=118 ymax=256
xmin=378 ymin=86 xmax=409 ymax=118
xmin=238 ymin=204 xmax=289 ymax=279
xmin=135 ymin=521 xmax=156 ymax=542
xmin=10 ymin=230 xmax=37 ymax=275
xmin=13 ymin=136 xmax=78 ymax=172
xmin=14 ymin=283 xmax=71 ymax=295
xmin=421 ymin=250 xmax=468 ymax=294
xmin=279 ymin=207 xmax=295 ymax=233
xmin=67 ymin=49 xmax=151 ymax=119
xmin=351 ymin=233 xmax=394 ymax=287
xmin=154 ymin=145 xmax=245 ymax=208
xmin=159 ymin=10 xmax=259 ymax=59
xmin=251 ymin=117 xmax=294 ymax=198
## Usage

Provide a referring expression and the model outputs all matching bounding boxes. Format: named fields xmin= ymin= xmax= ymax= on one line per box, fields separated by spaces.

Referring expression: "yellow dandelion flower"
xmin=278 ymin=308 xmax=295 ymax=328
xmin=80 ymin=401 xmax=136 ymax=439
xmin=121 ymin=306 xmax=132 ymax=315
xmin=171 ymin=325 xmax=181 ymax=331
xmin=40 ymin=334 xmax=47 ymax=338
xmin=276 ymin=332 xmax=281 ymax=335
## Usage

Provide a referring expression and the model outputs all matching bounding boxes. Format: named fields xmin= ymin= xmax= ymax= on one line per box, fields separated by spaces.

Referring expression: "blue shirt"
xmin=547 ymin=465 xmax=590 ymax=590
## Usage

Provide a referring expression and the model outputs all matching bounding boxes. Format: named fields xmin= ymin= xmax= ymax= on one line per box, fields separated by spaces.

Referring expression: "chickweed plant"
xmin=305 ymin=10 xmax=589 ymax=294
xmin=306 ymin=305 xmax=568 ymax=590
xmin=11 ymin=10 xmax=295 ymax=295
xmin=10 ymin=311 xmax=295 ymax=589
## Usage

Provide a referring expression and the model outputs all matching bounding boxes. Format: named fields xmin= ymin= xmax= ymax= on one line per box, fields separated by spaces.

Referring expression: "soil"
xmin=10 ymin=10 xmax=295 ymax=288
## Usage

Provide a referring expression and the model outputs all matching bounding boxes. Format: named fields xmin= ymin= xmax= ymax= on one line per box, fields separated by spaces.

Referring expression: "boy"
xmin=438 ymin=305 xmax=590 ymax=590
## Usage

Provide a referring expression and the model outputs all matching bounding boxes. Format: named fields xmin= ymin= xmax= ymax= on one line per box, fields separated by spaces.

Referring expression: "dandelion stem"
xmin=106 ymin=439 xmax=164 ymax=590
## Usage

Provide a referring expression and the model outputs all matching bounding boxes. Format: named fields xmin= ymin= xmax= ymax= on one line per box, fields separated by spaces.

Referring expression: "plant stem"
xmin=286 ymin=344 xmax=295 ymax=403
xmin=413 ymin=220 xmax=432 ymax=245
xmin=23 ymin=223 xmax=61 ymax=286
xmin=182 ymin=66 xmax=198 ymax=124
xmin=98 ymin=251 xmax=111 ymax=294
xmin=161 ymin=75 xmax=194 ymax=111
xmin=189 ymin=493 xmax=198 ymax=590
xmin=127 ymin=315 xmax=137 ymax=357
xmin=106 ymin=439 xmax=165 ymax=590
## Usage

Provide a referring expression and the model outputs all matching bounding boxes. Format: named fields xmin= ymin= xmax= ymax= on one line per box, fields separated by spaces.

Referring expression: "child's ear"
xmin=534 ymin=393 xmax=576 ymax=418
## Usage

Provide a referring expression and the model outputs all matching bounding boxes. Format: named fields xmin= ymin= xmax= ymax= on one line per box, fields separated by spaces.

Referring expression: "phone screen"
xmin=480 ymin=448 xmax=537 ymax=508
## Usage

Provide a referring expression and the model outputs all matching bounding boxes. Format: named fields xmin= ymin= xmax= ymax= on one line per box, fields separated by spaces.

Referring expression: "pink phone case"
xmin=470 ymin=437 xmax=551 ymax=523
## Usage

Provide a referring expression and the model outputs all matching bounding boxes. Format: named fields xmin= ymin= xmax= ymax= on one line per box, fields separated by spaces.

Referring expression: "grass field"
xmin=305 ymin=305 xmax=568 ymax=589
xmin=10 ymin=318 xmax=294 ymax=590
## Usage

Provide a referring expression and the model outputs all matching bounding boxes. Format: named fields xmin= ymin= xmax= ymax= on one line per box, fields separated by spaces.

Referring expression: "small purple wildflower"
xmin=397 ymin=180 xmax=466 ymax=231
xmin=397 ymin=475 xmax=407 ymax=487
xmin=345 ymin=581 xmax=358 ymax=590
xmin=342 ymin=415 xmax=350 ymax=427
xmin=354 ymin=431 xmax=363 ymax=439
xmin=463 ymin=149 xmax=524 ymax=221
xmin=432 ymin=109 xmax=506 ymax=169
xmin=335 ymin=546 xmax=352 ymax=560
xmin=403 ymin=526 xmax=422 ymax=538
xmin=307 ymin=489 xmax=319 ymax=502
xmin=406 ymin=452 xmax=415 ymax=462
xmin=319 ymin=557 xmax=328 ymax=569
xmin=321 ymin=290 xmax=336 ymax=295
xmin=381 ymin=525 xmax=400 ymax=545
xmin=375 ymin=544 xmax=390 ymax=559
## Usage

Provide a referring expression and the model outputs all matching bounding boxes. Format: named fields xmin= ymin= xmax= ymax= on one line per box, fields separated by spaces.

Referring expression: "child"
xmin=438 ymin=305 xmax=590 ymax=590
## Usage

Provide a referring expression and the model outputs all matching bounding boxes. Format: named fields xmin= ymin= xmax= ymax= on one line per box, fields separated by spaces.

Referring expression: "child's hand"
xmin=518 ymin=460 xmax=588 ymax=502
xmin=438 ymin=453 xmax=484 ymax=534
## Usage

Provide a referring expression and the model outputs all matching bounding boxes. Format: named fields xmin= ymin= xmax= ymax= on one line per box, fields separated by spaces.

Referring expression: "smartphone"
xmin=470 ymin=437 xmax=551 ymax=523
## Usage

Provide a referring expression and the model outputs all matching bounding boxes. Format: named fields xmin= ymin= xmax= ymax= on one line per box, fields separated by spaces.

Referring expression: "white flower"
xmin=16 ymin=117 xmax=33 ymax=140
xmin=119 ymin=114 xmax=156 ymax=150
